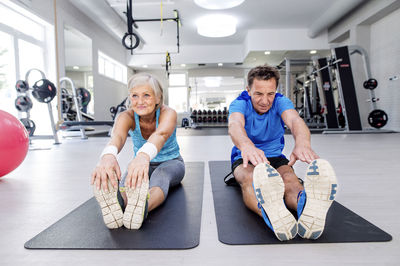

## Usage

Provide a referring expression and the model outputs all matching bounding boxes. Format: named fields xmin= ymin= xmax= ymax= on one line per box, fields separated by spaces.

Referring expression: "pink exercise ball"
xmin=0 ymin=110 xmax=29 ymax=177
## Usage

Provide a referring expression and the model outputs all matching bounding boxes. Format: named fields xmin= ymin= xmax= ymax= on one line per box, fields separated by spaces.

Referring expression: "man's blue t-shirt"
xmin=229 ymin=90 xmax=294 ymax=163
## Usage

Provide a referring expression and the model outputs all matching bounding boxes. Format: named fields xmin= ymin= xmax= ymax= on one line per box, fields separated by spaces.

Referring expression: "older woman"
xmin=91 ymin=73 xmax=185 ymax=229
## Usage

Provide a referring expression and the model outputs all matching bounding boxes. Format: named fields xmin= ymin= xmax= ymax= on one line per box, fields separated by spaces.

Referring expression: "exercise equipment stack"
xmin=14 ymin=68 xmax=60 ymax=144
xmin=283 ymin=45 xmax=391 ymax=133
xmin=60 ymin=79 xmax=118 ymax=137
xmin=328 ymin=45 xmax=390 ymax=132
xmin=189 ymin=107 xmax=228 ymax=128
xmin=59 ymin=77 xmax=91 ymax=139
xmin=109 ymin=97 xmax=128 ymax=121
xmin=61 ymin=86 xmax=92 ymax=122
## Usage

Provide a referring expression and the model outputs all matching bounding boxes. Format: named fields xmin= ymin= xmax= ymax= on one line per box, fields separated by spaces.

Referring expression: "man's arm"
xmin=281 ymin=109 xmax=319 ymax=166
xmin=228 ymin=112 xmax=268 ymax=167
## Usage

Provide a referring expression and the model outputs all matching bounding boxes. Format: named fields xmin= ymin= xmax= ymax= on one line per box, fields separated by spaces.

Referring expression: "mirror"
xmin=63 ymin=25 xmax=94 ymax=118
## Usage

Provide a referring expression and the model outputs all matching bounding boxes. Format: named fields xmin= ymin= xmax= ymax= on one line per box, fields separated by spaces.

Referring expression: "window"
xmin=168 ymin=87 xmax=188 ymax=113
xmin=168 ymin=73 xmax=188 ymax=113
xmin=98 ymin=51 xmax=127 ymax=84
xmin=169 ymin=73 xmax=186 ymax=86
xmin=0 ymin=0 xmax=55 ymax=135
xmin=0 ymin=31 xmax=16 ymax=117
xmin=18 ymin=39 xmax=45 ymax=81
xmin=0 ymin=2 xmax=45 ymax=41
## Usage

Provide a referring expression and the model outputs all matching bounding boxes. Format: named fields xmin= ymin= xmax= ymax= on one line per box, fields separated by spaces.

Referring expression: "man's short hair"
xmin=247 ymin=65 xmax=280 ymax=89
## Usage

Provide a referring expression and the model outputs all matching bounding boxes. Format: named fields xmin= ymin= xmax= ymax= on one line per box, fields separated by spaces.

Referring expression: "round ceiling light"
xmin=194 ymin=0 xmax=245 ymax=9
xmin=196 ymin=14 xmax=237 ymax=38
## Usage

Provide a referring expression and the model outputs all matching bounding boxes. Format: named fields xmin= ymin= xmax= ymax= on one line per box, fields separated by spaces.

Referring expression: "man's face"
xmin=247 ymin=78 xmax=277 ymax=115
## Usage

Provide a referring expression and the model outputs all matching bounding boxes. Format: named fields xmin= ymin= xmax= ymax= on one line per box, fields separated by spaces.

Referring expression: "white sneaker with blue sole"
xmin=253 ymin=163 xmax=298 ymax=241
xmin=297 ymin=159 xmax=338 ymax=239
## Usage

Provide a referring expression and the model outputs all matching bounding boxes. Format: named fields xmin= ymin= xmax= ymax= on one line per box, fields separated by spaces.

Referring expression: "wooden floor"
xmin=0 ymin=131 xmax=399 ymax=265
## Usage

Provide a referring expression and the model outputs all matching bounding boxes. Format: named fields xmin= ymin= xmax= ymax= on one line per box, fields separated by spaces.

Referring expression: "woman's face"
xmin=129 ymin=84 xmax=159 ymax=116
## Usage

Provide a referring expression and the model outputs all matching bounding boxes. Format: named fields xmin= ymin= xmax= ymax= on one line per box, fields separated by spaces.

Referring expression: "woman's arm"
xmin=91 ymin=110 xmax=134 ymax=191
xmin=125 ymin=105 xmax=177 ymax=189
xmin=146 ymin=105 xmax=177 ymax=153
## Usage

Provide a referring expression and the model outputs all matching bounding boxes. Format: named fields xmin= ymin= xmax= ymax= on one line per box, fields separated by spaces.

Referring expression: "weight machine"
xmin=323 ymin=45 xmax=393 ymax=134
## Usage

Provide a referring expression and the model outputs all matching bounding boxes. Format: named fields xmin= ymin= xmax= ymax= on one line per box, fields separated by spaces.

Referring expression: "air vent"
xmin=235 ymin=62 xmax=243 ymax=65
xmin=198 ymin=63 xmax=206 ymax=66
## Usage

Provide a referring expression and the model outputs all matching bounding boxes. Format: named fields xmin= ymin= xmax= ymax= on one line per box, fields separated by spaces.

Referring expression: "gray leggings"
xmin=120 ymin=156 xmax=185 ymax=198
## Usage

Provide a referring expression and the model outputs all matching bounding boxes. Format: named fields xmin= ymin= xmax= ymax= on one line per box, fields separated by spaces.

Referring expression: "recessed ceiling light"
xmin=194 ymin=0 xmax=245 ymax=10
xmin=196 ymin=15 xmax=237 ymax=37
xmin=218 ymin=63 xmax=223 ymax=66
xmin=310 ymin=50 xmax=317 ymax=54
xmin=264 ymin=51 xmax=271 ymax=55
xmin=73 ymin=66 xmax=79 ymax=70
xmin=181 ymin=64 xmax=186 ymax=67
xmin=143 ymin=64 xmax=148 ymax=68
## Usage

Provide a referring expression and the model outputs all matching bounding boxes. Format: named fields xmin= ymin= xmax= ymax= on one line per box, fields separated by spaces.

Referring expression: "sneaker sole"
xmin=253 ymin=163 xmax=298 ymax=241
xmin=298 ymin=159 xmax=338 ymax=239
xmin=123 ymin=181 xmax=149 ymax=229
xmin=93 ymin=180 xmax=124 ymax=229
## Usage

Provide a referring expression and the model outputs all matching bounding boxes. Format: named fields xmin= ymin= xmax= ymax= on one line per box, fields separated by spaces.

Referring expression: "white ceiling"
xmin=69 ymin=0 xmax=365 ymax=69
xmin=107 ymin=0 xmax=338 ymax=46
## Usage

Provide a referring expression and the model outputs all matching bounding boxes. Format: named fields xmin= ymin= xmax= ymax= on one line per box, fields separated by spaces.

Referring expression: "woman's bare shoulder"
xmin=114 ymin=109 xmax=135 ymax=130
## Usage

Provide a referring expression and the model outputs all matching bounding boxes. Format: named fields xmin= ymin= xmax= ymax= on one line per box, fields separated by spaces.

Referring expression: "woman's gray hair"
xmin=127 ymin=73 xmax=164 ymax=107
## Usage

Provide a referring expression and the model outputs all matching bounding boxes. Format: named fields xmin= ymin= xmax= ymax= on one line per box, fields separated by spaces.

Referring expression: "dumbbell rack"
xmin=190 ymin=108 xmax=229 ymax=128
xmin=15 ymin=68 xmax=60 ymax=144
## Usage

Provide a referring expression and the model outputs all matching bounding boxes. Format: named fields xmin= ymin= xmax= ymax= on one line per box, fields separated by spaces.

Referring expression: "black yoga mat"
xmin=209 ymin=161 xmax=392 ymax=245
xmin=25 ymin=162 xmax=204 ymax=250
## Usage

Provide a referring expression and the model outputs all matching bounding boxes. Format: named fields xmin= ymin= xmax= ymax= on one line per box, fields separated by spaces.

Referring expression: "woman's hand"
xmin=125 ymin=153 xmax=150 ymax=189
xmin=91 ymin=154 xmax=121 ymax=192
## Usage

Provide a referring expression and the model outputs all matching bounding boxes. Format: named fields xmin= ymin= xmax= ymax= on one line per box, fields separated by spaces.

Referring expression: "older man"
xmin=228 ymin=65 xmax=338 ymax=241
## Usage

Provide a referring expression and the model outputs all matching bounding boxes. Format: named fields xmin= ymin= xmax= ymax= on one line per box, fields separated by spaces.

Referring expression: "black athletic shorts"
xmin=224 ymin=156 xmax=302 ymax=187
xmin=231 ymin=156 xmax=290 ymax=174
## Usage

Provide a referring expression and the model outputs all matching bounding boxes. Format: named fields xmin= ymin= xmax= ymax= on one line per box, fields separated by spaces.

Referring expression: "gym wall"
xmin=10 ymin=0 xmax=130 ymax=121
xmin=328 ymin=0 xmax=400 ymax=132
xmin=370 ymin=7 xmax=400 ymax=132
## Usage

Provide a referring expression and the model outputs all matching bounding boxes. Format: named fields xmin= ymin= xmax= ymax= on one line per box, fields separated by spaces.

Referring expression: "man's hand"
xmin=91 ymin=154 xmax=121 ymax=192
xmin=125 ymin=153 xmax=150 ymax=188
xmin=241 ymin=144 xmax=269 ymax=168
xmin=288 ymin=145 xmax=319 ymax=166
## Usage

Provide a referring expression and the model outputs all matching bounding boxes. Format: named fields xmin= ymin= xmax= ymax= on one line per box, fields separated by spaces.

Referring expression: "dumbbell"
xmin=15 ymin=80 xmax=29 ymax=93
xmin=15 ymin=95 xmax=33 ymax=112
xmin=20 ymin=118 xmax=36 ymax=136
xmin=363 ymin=78 xmax=378 ymax=90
